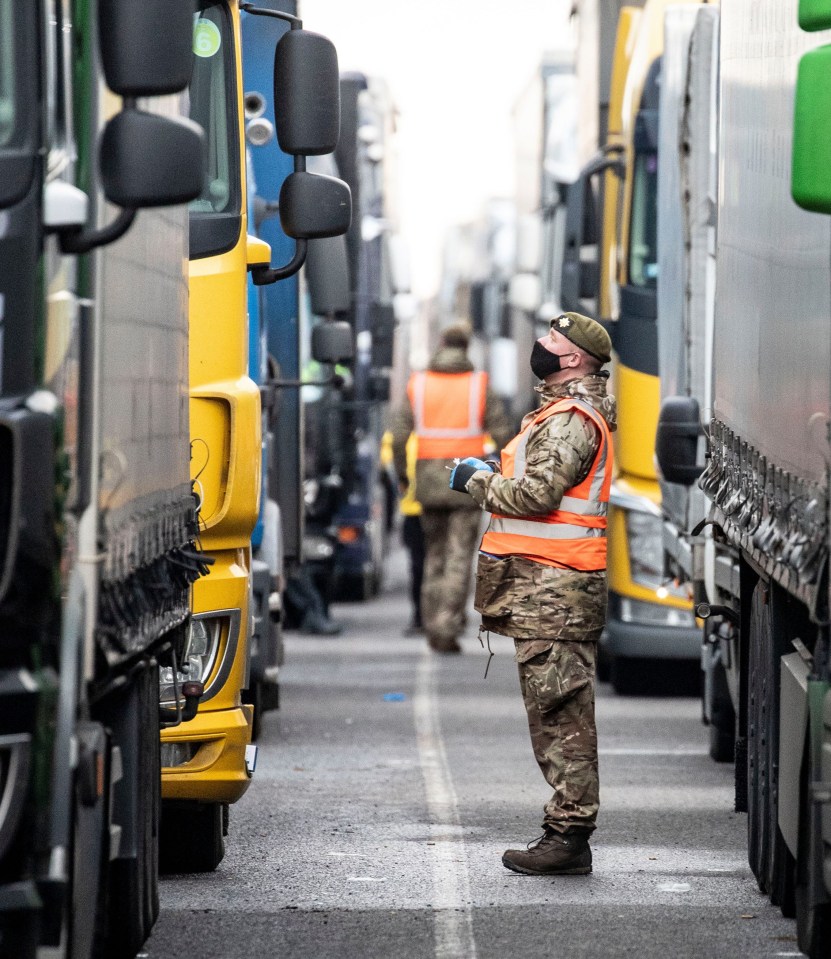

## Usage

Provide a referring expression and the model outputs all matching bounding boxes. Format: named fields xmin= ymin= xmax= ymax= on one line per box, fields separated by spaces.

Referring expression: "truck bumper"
xmin=160 ymin=704 xmax=253 ymax=804
xmin=604 ymin=591 xmax=701 ymax=660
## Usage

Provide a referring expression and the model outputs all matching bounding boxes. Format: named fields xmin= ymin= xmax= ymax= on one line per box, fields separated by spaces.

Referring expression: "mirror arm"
xmin=239 ymin=3 xmax=302 ymax=28
xmin=250 ymin=237 xmax=308 ymax=285
xmin=580 ymin=150 xmax=626 ymax=181
xmin=59 ymin=207 xmax=137 ymax=255
xmin=270 ymin=372 xmax=344 ymax=390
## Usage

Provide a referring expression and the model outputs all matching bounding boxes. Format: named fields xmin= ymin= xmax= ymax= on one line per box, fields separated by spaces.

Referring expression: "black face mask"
xmin=530 ymin=340 xmax=574 ymax=380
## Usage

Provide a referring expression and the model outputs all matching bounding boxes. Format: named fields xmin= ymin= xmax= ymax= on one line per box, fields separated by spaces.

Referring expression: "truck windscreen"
xmin=188 ymin=0 xmax=241 ymax=258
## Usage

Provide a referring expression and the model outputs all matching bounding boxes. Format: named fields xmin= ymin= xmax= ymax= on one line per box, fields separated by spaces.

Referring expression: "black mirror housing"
xmin=279 ymin=171 xmax=351 ymax=239
xmin=306 ymin=235 xmax=351 ymax=315
xmin=99 ymin=0 xmax=196 ymax=96
xmin=101 ymin=111 xmax=206 ymax=208
xmin=312 ymin=321 xmax=354 ymax=365
xmin=656 ymin=396 xmax=704 ymax=486
xmin=274 ymin=30 xmax=341 ymax=155
xmin=369 ymin=373 xmax=391 ymax=403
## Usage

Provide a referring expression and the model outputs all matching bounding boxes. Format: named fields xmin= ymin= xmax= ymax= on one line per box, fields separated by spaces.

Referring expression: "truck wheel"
xmin=796 ymin=744 xmax=831 ymax=957
xmin=100 ymin=664 xmax=161 ymax=959
xmin=708 ymin=658 xmax=736 ymax=763
xmin=747 ymin=583 xmax=772 ymax=892
xmin=610 ymin=656 xmax=643 ymax=695
xmin=159 ymin=801 xmax=225 ymax=873
xmin=709 ymin=723 xmax=734 ymax=764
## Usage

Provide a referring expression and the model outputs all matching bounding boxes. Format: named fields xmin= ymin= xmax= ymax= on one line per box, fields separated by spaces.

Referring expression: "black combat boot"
xmin=501 ymin=829 xmax=592 ymax=876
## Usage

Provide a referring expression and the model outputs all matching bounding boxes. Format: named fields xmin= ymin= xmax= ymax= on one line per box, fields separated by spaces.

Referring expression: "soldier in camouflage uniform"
xmin=391 ymin=322 xmax=511 ymax=653
xmin=449 ymin=312 xmax=616 ymax=875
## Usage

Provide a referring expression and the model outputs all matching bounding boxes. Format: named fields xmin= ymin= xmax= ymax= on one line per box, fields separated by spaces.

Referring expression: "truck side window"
xmin=629 ymin=151 xmax=659 ymax=288
xmin=188 ymin=0 xmax=241 ymax=258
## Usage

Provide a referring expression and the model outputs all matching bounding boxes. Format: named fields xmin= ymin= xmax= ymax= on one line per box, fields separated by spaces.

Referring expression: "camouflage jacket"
xmin=390 ymin=346 xmax=512 ymax=511
xmin=467 ymin=374 xmax=617 ymax=643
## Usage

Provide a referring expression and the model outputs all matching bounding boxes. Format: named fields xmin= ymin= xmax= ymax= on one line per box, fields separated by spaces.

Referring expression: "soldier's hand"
xmin=449 ymin=461 xmax=489 ymax=492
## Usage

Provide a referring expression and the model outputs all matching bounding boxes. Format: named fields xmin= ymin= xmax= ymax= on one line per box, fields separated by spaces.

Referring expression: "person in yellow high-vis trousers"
xmin=381 ymin=431 xmax=424 ymax=634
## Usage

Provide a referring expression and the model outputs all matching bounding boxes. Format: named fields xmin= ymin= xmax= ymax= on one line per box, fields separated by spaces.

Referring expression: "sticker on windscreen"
xmin=193 ymin=18 xmax=221 ymax=58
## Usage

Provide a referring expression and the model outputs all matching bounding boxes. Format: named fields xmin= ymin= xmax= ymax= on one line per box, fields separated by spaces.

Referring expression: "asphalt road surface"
xmin=145 ymin=548 xmax=801 ymax=959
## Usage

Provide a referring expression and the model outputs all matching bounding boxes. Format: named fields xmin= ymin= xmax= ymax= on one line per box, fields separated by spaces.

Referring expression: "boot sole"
xmin=501 ymin=856 xmax=592 ymax=876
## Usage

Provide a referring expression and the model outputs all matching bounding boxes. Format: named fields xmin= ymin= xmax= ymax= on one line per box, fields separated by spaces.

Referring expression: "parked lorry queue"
xmin=530 ymin=0 xmax=831 ymax=955
xmin=0 ymin=1 xmax=353 ymax=955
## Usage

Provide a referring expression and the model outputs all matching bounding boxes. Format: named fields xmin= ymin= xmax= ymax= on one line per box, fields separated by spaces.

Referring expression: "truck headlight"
xmin=159 ymin=615 xmax=222 ymax=705
xmin=625 ymin=509 xmax=664 ymax=588
xmin=619 ymin=596 xmax=696 ymax=628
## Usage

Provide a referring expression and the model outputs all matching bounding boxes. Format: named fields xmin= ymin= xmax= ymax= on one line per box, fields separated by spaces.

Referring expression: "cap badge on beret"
xmin=557 ymin=316 xmax=571 ymax=328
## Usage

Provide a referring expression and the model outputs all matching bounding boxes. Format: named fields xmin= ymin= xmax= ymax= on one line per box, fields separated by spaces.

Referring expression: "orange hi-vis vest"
xmin=479 ymin=397 xmax=614 ymax=571
xmin=407 ymin=370 xmax=488 ymax=460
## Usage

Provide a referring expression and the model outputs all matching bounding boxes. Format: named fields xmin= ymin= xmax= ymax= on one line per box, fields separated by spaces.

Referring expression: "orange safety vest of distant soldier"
xmin=391 ymin=321 xmax=511 ymax=654
xmin=449 ymin=312 xmax=616 ymax=877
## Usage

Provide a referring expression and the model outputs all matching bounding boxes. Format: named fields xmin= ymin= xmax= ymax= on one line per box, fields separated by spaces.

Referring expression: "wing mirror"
xmin=273 ymin=30 xmax=340 ymax=154
xmin=56 ymin=0 xmax=205 ymax=253
xmin=101 ymin=112 xmax=205 ymax=209
xmin=311 ymin=321 xmax=355 ymax=365
xmin=279 ymin=172 xmax=351 ymax=240
xmin=241 ymin=5 xmax=352 ymax=286
xmin=655 ymin=396 xmax=704 ymax=486
xmin=99 ymin=0 xmax=196 ymax=96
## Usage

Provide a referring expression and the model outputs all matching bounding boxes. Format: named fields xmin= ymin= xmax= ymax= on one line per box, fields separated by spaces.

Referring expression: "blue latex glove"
xmin=449 ymin=457 xmax=493 ymax=493
xmin=460 ymin=456 xmax=494 ymax=472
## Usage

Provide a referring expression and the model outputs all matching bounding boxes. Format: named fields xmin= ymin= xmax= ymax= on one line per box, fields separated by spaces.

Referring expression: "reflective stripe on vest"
xmin=408 ymin=370 xmax=487 ymax=459
xmin=479 ymin=397 xmax=613 ymax=571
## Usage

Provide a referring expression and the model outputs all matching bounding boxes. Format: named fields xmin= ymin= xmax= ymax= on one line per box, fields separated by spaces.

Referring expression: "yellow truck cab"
xmin=599 ymin=0 xmax=713 ymax=692
xmin=159 ymin=0 xmax=352 ymax=871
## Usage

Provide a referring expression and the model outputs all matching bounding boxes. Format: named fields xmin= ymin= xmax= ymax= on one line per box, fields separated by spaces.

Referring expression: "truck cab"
xmin=158 ymin=0 xmax=351 ymax=870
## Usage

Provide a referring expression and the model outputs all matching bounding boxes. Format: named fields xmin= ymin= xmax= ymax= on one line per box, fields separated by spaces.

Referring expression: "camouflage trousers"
xmin=516 ymin=637 xmax=599 ymax=834
xmin=420 ymin=508 xmax=481 ymax=645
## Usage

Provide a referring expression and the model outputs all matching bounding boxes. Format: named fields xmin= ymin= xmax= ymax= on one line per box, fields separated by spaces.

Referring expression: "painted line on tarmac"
xmin=414 ymin=650 xmax=477 ymax=959
xmin=599 ymin=747 xmax=708 ymax=756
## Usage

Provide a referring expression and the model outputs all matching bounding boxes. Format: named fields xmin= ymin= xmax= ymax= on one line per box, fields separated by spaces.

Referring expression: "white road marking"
xmin=599 ymin=747 xmax=709 ymax=756
xmin=415 ymin=650 xmax=477 ymax=959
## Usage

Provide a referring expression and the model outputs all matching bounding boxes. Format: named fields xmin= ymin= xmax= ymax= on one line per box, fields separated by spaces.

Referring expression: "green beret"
xmin=550 ymin=312 xmax=612 ymax=364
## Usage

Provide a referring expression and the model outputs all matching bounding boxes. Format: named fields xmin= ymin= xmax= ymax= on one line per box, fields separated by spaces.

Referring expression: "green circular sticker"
xmin=193 ymin=18 xmax=221 ymax=58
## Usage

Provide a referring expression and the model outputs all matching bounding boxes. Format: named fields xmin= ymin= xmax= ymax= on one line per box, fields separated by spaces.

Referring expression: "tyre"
xmin=100 ymin=663 xmax=161 ymax=959
xmin=708 ymin=658 xmax=736 ymax=764
xmin=748 ymin=582 xmax=798 ymax=913
xmin=709 ymin=722 xmax=735 ymax=764
xmin=610 ymin=656 xmax=640 ymax=695
xmin=159 ymin=801 xmax=225 ymax=873
xmin=747 ymin=583 xmax=771 ymax=891
xmin=796 ymin=743 xmax=831 ymax=957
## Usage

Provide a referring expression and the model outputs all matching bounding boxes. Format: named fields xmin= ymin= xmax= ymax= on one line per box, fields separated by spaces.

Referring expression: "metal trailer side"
xmin=0 ymin=2 xmax=203 ymax=953
xmin=657 ymin=4 xmax=718 ymax=549
xmin=694 ymin=0 xmax=831 ymax=948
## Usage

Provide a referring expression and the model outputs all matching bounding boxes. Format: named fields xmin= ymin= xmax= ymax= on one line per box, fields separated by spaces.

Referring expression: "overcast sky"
xmin=302 ymin=0 xmax=572 ymax=299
